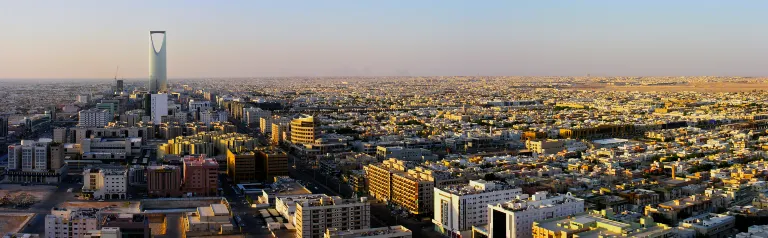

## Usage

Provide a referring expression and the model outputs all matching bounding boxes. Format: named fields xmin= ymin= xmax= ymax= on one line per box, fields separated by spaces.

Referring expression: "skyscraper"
xmin=149 ymin=31 xmax=167 ymax=93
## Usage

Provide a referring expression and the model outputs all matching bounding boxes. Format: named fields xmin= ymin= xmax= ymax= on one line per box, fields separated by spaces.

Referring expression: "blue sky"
xmin=1 ymin=0 xmax=767 ymax=78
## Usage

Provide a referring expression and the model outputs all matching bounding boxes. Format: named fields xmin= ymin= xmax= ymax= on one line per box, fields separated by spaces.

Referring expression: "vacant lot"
xmin=0 ymin=213 xmax=34 ymax=234
xmin=0 ymin=184 xmax=56 ymax=205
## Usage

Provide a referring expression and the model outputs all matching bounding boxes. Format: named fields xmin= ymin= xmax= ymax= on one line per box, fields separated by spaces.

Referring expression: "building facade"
xmin=295 ymin=196 xmax=371 ymax=238
xmin=182 ymin=155 xmax=219 ymax=196
xmin=78 ymin=109 xmax=111 ymax=128
xmin=433 ymin=180 xmax=523 ymax=237
xmin=488 ymin=192 xmax=585 ymax=238
xmin=147 ymin=165 xmax=182 ymax=197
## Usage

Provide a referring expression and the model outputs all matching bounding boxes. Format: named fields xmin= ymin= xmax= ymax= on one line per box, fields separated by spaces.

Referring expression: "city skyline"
xmin=1 ymin=0 xmax=767 ymax=79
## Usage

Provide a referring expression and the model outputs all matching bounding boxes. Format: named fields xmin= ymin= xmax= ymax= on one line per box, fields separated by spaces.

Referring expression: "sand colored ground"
xmin=572 ymin=82 xmax=768 ymax=93
xmin=0 ymin=213 xmax=34 ymax=234
xmin=0 ymin=184 xmax=56 ymax=203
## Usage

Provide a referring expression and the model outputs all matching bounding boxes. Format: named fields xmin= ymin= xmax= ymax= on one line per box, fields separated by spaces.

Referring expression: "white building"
xmin=150 ymin=93 xmax=168 ymax=124
xmin=295 ymin=196 xmax=371 ymax=238
xmin=488 ymin=191 xmax=584 ymax=238
xmin=199 ymin=110 xmax=227 ymax=125
xmin=188 ymin=100 xmax=212 ymax=112
xmin=184 ymin=203 xmax=234 ymax=234
xmin=276 ymin=194 xmax=332 ymax=225
xmin=78 ymin=109 xmax=111 ymax=128
xmin=84 ymin=227 xmax=122 ymax=238
xmin=82 ymin=167 xmax=128 ymax=200
xmin=243 ymin=107 xmax=271 ymax=127
xmin=77 ymin=94 xmax=91 ymax=104
xmin=7 ymin=139 xmax=50 ymax=172
xmin=81 ymin=137 xmax=142 ymax=157
xmin=680 ymin=213 xmax=736 ymax=238
xmin=45 ymin=208 xmax=100 ymax=238
xmin=433 ymin=180 xmax=522 ymax=237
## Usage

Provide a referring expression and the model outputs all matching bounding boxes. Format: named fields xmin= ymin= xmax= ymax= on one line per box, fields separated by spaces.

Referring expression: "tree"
xmin=484 ymin=173 xmax=498 ymax=181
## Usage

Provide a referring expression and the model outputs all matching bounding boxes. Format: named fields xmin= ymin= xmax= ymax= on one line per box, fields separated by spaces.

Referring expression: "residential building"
xmin=45 ymin=208 xmax=101 ymax=238
xmin=365 ymin=159 xmax=450 ymax=215
xmin=82 ymin=167 xmax=128 ymax=200
xmin=271 ymin=118 xmax=290 ymax=145
xmin=182 ymin=155 xmax=219 ymax=196
xmin=146 ymin=165 xmax=182 ymax=197
xmin=433 ymin=180 xmax=523 ymax=237
xmin=488 ymin=192 xmax=585 ymax=238
xmin=243 ymin=107 xmax=270 ymax=127
xmin=295 ymin=196 xmax=371 ymax=238
xmin=78 ymin=109 xmax=111 ymax=128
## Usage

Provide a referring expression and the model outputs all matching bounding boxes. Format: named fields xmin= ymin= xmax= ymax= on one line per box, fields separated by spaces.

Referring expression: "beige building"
xmin=184 ymin=203 xmax=235 ymax=234
xmin=365 ymin=159 xmax=454 ymax=215
xmin=291 ymin=115 xmax=318 ymax=145
xmin=295 ymin=196 xmax=371 ymax=238
xmin=526 ymin=139 xmax=565 ymax=155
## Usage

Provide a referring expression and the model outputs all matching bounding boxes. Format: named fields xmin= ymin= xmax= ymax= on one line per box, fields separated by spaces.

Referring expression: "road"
xmin=219 ymin=175 xmax=273 ymax=238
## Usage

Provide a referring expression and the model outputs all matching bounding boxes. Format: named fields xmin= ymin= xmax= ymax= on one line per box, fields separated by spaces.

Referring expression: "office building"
xmin=0 ymin=114 xmax=8 ymax=143
xmin=150 ymin=93 xmax=168 ymax=124
xmin=148 ymin=31 xmax=167 ymax=93
xmin=257 ymin=148 xmax=289 ymax=182
xmin=78 ymin=109 xmax=111 ymax=128
xmin=45 ymin=208 xmax=101 ymax=238
xmin=226 ymin=150 xmax=256 ymax=184
xmin=53 ymin=127 xmax=68 ymax=143
xmin=488 ymin=192 xmax=585 ymax=238
xmin=376 ymin=146 xmax=436 ymax=161
xmin=291 ymin=115 xmax=318 ymax=145
xmin=147 ymin=164 xmax=182 ymax=197
xmin=433 ymin=180 xmax=523 ymax=237
xmin=6 ymin=139 xmax=66 ymax=183
xmin=82 ymin=167 xmax=128 ymax=200
xmin=295 ymin=196 xmax=371 ymax=238
xmin=325 ymin=226 xmax=412 ymax=238
xmin=115 ymin=79 xmax=124 ymax=94
xmin=81 ymin=137 xmax=142 ymax=157
xmin=182 ymin=155 xmax=219 ymax=196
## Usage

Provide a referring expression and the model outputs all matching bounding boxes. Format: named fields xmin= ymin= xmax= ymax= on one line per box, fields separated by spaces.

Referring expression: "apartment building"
xmin=324 ymin=226 xmax=412 ymax=238
xmin=433 ymin=180 xmax=523 ymax=237
xmin=6 ymin=139 xmax=66 ymax=184
xmin=45 ymin=208 xmax=101 ymax=238
xmin=488 ymin=192 xmax=585 ymax=238
xmin=271 ymin=119 xmax=290 ymax=145
xmin=295 ymin=196 xmax=371 ymax=238
xmin=78 ymin=109 xmax=111 ymax=128
xmin=82 ymin=167 xmax=128 ymax=200
xmin=243 ymin=107 xmax=271 ymax=127
xmin=291 ymin=115 xmax=318 ymax=145
xmin=182 ymin=155 xmax=219 ymax=196
xmin=365 ymin=159 xmax=452 ymax=215
xmin=147 ymin=165 xmax=182 ymax=197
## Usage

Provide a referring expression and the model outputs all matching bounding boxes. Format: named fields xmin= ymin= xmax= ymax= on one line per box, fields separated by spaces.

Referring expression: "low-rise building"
xmin=82 ymin=167 xmax=128 ymax=200
xmin=45 ymin=208 xmax=101 ymax=238
xmin=324 ymin=225 xmax=412 ymax=238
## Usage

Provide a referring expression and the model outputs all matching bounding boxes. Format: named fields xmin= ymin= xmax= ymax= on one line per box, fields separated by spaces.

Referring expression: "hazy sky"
xmin=1 ymin=0 xmax=767 ymax=79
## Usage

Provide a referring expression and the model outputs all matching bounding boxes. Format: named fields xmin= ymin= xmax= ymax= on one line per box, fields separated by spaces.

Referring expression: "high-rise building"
xmin=0 ymin=114 xmax=8 ymax=144
xmin=115 ymin=79 xmax=124 ymax=94
xmin=147 ymin=164 xmax=182 ymax=197
xmin=78 ymin=109 xmax=111 ymax=128
xmin=271 ymin=120 xmax=290 ymax=145
xmin=150 ymin=93 xmax=168 ymax=124
xmin=226 ymin=150 xmax=256 ymax=184
xmin=182 ymin=155 xmax=219 ymax=196
xmin=290 ymin=115 xmax=318 ymax=145
xmin=487 ymin=191 xmax=585 ymax=238
xmin=433 ymin=180 xmax=523 ymax=237
xmin=149 ymin=31 xmax=167 ymax=93
xmin=295 ymin=196 xmax=371 ymax=238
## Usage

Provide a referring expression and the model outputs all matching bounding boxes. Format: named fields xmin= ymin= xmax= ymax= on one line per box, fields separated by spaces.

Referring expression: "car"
xmin=98 ymin=199 xmax=105 ymax=202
